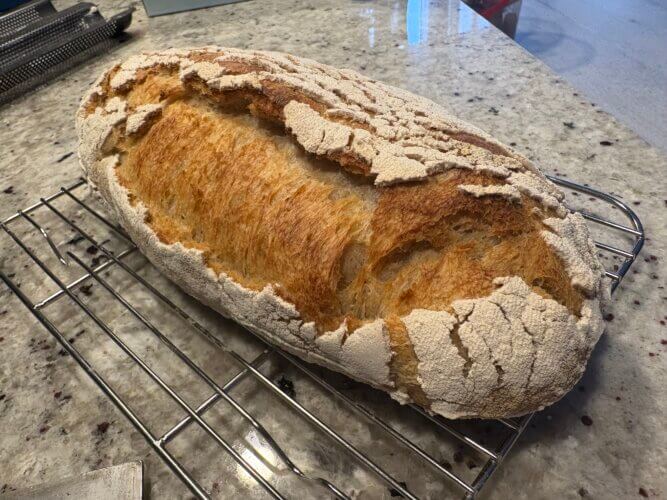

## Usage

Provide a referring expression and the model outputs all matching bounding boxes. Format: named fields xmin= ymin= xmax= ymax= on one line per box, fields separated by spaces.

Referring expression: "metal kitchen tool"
xmin=0 ymin=0 xmax=56 ymax=38
xmin=0 ymin=1 xmax=133 ymax=105
xmin=0 ymin=176 xmax=644 ymax=499
xmin=0 ymin=461 xmax=143 ymax=500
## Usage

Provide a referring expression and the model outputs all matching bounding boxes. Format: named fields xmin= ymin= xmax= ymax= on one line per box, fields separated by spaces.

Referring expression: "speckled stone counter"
xmin=0 ymin=1 xmax=665 ymax=499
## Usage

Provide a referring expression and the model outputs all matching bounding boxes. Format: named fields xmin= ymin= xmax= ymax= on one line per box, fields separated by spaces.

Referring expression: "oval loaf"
xmin=77 ymin=47 xmax=609 ymax=419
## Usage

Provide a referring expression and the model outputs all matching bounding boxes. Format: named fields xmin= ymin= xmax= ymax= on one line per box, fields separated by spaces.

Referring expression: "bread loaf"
xmin=77 ymin=47 xmax=609 ymax=419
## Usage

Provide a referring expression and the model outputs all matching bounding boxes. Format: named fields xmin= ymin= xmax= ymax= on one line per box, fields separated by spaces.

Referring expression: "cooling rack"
xmin=0 ymin=175 xmax=644 ymax=499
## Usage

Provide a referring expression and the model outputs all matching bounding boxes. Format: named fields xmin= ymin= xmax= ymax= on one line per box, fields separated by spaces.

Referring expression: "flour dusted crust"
xmin=77 ymin=47 xmax=609 ymax=419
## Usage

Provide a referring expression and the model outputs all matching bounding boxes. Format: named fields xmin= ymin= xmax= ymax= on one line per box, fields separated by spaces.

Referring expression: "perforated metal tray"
xmin=0 ymin=1 xmax=132 ymax=105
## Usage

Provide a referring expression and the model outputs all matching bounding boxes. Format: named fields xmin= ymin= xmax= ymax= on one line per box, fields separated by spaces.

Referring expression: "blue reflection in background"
xmin=406 ymin=0 xmax=429 ymax=45
xmin=406 ymin=0 xmax=491 ymax=46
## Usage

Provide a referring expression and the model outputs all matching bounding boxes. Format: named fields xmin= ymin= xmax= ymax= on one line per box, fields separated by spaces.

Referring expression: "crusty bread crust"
xmin=77 ymin=47 xmax=608 ymax=418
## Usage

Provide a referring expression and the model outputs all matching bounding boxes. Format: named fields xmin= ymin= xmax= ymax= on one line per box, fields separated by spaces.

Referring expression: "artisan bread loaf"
xmin=77 ymin=47 xmax=609 ymax=419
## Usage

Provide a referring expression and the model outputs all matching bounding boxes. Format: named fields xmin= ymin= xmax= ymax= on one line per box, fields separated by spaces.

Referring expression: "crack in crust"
xmin=76 ymin=47 xmax=608 ymax=419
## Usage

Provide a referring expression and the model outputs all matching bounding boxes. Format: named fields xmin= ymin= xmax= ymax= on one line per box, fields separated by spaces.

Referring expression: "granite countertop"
xmin=0 ymin=0 xmax=665 ymax=499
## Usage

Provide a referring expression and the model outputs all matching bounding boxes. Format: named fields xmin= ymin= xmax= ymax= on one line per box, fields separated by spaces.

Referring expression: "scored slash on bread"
xmin=77 ymin=47 xmax=609 ymax=419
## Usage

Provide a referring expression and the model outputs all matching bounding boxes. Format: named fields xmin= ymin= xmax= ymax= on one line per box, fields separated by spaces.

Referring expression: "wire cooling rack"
xmin=0 ymin=175 xmax=644 ymax=499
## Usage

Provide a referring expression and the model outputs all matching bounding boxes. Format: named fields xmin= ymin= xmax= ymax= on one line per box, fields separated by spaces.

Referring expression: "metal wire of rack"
xmin=0 ymin=175 xmax=644 ymax=499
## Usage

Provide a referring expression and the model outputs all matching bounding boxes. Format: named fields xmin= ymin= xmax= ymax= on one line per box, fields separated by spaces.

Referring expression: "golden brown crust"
xmin=109 ymin=74 xmax=582 ymax=332
xmin=116 ymin=98 xmax=366 ymax=330
xmin=368 ymin=171 xmax=582 ymax=316
xmin=77 ymin=48 xmax=607 ymax=419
